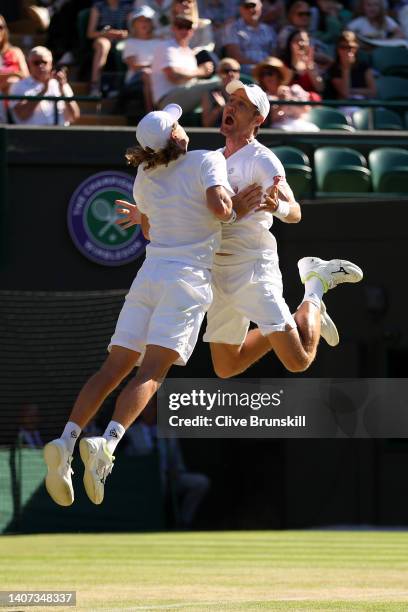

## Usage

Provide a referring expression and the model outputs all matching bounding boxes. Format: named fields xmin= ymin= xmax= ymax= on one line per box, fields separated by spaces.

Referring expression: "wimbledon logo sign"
xmin=67 ymin=171 xmax=147 ymax=266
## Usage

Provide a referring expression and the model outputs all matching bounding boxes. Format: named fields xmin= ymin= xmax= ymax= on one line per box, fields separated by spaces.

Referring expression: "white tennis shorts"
xmin=109 ymin=259 xmax=212 ymax=365
xmin=203 ymin=256 xmax=296 ymax=345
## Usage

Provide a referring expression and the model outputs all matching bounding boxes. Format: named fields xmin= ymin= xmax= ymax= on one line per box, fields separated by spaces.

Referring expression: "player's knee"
xmin=283 ymin=354 xmax=310 ymax=373
xmin=213 ymin=362 xmax=236 ymax=379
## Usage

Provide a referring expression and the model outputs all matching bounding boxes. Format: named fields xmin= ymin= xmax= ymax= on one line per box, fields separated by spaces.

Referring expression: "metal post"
xmin=0 ymin=128 xmax=7 ymax=267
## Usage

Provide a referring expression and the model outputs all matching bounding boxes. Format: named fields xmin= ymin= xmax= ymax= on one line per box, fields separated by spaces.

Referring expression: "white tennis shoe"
xmin=320 ymin=301 xmax=339 ymax=347
xmin=79 ymin=437 xmax=114 ymax=505
xmin=43 ymin=438 xmax=74 ymax=506
xmin=298 ymin=257 xmax=363 ymax=293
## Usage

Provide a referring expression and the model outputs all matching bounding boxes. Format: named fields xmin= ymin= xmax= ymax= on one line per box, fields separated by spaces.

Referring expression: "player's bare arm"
xmin=258 ymin=179 xmax=301 ymax=223
xmin=206 ymin=185 xmax=233 ymax=221
xmin=140 ymin=214 xmax=150 ymax=240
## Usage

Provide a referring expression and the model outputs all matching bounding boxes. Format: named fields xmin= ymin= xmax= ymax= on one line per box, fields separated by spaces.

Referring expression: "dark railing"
xmin=0 ymin=94 xmax=102 ymax=125
xmin=1 ymin=93 xmax=408 ymax=127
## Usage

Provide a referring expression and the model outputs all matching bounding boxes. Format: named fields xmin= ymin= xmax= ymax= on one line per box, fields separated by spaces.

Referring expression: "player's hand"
xmin=232 ymin=184 xmax=263 ymax=220
xmin=115 ymin=199 xmax=141 ymax=229
xmin=257 ymin=187 xmax=279 ymax=213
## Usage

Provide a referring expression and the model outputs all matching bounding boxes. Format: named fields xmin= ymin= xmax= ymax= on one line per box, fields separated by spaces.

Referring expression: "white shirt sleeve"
xmin=200 ymin=151 xmax=234 ymax=194
xmin=133 ymin=168 xmax=147 ymax=213
xmin=252 ymin=151 xmax=286 ymax=192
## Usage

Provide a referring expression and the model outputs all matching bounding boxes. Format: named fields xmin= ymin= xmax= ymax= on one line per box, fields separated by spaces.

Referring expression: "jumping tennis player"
xmin=202 ymin=80 xmax=363 ymax=377
xmin=43 ymin=103 xmax=251 ymax=507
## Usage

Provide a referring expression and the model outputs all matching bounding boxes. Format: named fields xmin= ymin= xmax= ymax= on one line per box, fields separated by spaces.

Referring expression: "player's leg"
xmin=69 ymin=346 xmax=140 ymax=429
xmin=43 ymin=346 xmax=139 ymax=507
xmin=79 ymin=344 xmax=178 ymax=505
xmin=44 ymin=266 xmax=153 ymax=506
xmin=209 ymin=257 xmax=363 ymax=377
xmin=79 ymin=262 xmax=213 ymax=504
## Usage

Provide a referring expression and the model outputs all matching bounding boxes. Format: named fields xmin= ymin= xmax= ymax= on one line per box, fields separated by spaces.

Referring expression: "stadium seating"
xmin=304 ymin=107 xmax=354 ymax=131
xmin=353 ymin=108 xmax=403 ymax=131
xmin=368 ymin=147 xmax=408 ymax=193
xmin=314 ymin=147 xmax=371 ymax=194
xmin=270 ymin=146 xmax=312 ymax=199
xmin=376 ymin=76 xmax=408 ymax=100
xmin=372 ymin=47 xmax=408 ymax=77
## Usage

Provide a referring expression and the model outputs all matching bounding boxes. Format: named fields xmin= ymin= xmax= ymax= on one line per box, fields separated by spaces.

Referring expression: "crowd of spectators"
xmin=2 ymin=0 xmax=408 ymax=128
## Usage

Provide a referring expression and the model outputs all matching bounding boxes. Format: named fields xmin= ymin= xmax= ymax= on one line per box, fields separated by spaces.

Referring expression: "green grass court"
xmin=1 ymin=531 xmax=408 ymax=611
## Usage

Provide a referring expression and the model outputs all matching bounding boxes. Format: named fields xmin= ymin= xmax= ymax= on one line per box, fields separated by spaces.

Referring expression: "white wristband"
xmin=273 ymin=199 xmax=290 ymax=220
xmin=221 ymin=209 xmax=237 ymax=224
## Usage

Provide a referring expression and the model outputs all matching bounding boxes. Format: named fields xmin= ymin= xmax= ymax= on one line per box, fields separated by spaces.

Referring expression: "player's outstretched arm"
xmin=258 ymin=179 xmax=301 ymax=223
xmin=115 ymin=199 xmax=142 ymax=228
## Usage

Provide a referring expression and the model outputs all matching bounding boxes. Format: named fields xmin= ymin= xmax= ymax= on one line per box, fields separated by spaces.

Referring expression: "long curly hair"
xmin=125 ymin=137 xmax=186 ymax=170
xmin=0 ymin=15 xmax=10 ymax=53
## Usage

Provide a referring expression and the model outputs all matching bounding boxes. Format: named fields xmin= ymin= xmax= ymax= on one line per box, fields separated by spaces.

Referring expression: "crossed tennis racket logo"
xmin=90 ymin=198 xmax=127 ymax=239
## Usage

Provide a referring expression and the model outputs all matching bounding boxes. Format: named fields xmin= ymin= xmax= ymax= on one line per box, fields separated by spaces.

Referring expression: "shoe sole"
xmin=321 ymin=314 xmax=340 ymax=347
xmin=79 ymin=438 xmax=103 ymax=505
xmin=327 ymin=259 xmax=363 ymax=284
xmin=44 ymin=443 xmax=74 ymax=507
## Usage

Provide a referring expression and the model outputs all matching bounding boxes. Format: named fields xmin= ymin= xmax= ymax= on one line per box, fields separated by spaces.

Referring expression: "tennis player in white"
xmin=203 ymin=80 xmax=363 ymax=377
xmin=43 ymin=103 xmax=246 ymax=507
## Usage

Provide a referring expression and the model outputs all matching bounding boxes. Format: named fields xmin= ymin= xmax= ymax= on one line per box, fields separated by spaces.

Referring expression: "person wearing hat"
xmin=122 ymin=6 xmax=160 ymax=83
xmin=119 ymin=6 xmax=161 ymax=115
xmin=150 ymin=10 xmax=218 ymax=111
xmin=44 ymin=103 xmax=255 ymax=507
xmin=224 ymin=0 xmax=277 ymax=75
xmin=253 ymin=56 xmax=292 ymax=98
xmin=202 ymin=79 xmax=362 ymax=377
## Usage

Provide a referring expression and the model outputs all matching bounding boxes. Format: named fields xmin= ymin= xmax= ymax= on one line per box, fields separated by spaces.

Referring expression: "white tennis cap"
xmin=136 ymin=104 xmax=183 ymax=152
xmin=226 ymin=80 xmax=270 ymax=119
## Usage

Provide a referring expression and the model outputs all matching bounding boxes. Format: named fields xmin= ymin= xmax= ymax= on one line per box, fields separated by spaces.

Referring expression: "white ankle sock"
xmin=302 ymin=276 xmax=325 ymax=309
xmin=61 ymin=421 xmax=81 ymax=455
xmin=103 ymin=421 xmax=125 ymax=454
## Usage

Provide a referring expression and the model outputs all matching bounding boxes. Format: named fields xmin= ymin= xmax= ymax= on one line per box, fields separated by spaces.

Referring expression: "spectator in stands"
xmin=119 ymin=6 xmax=161 ymax=113
xmin=27 ymin=1 xmax=94 ymax=67
xmin=277 ymin=0 xmax=333 ymax=68
xmin=201 ymin=57 xmax=240 ymax=126
xmin=18 ymin=404 xmax=44 ymax=448
xmin=171 ymin=0 xmax=215 ymax=53
xmin=270 ymin=83 xmax=320 ymax=129
xmin=27 ymin=0 xmax=71 ymax=31
xmin=314 ymin=0 xmax=352 ymax=46
xmin=325 ymin=30 xmax=376 ymax=118
xmin=347 ymin=0 xmax=404 ymax=42
xmin=150 ymin=11 xmax=218 ymax=111
xmin=277 ymin=0 xmax=316 ymax=51
xmin=224 ymin=0 xmax=277 ymax=76
xmin=198 ymin=0 xmax=239 ymax=52
xmin=280 ymin=29 xmax=325 ymax=96
xmin=253 ymin=55 xmax=291 ymax=97
xmin=132 ymin=0 xmax=173 ymax=38
xmin=87 ymin=0 xmax=132 ymax=95
xmin=261 ymin=0 xmax=286 ymax=31
xmin=0 ymin=14 xmax=29 ymax=123
xmin=125 ymin=398 xmax=210 ymax=528
xmin=9 ymin=46 xmax=80 ymax=125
